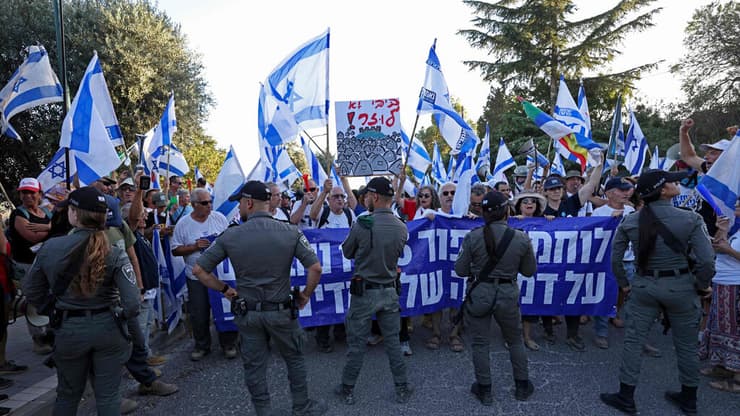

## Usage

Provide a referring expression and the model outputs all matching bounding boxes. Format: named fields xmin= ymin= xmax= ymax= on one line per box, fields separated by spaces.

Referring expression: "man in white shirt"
xmin=310 ymin=185 xmax=356 ymax=229
xmin=171 ymin=188 xmax=237 ymax=361
xmin=266 ymin=182 xmax=289 ymax=222
xmin=290 ymin=179 xmax=319 ymax=229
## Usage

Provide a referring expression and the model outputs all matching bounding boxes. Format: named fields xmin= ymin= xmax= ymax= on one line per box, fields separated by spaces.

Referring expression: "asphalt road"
xmin=72 ymin=317 xmax=739 ymax=416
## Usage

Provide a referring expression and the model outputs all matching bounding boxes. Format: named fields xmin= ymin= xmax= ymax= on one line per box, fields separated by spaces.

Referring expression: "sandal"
xmin=524 ymin=339 xmax=540 ymax=351
xmin=709 ymin=378 xmax=740 ymax=393
xmin=449 ymin=336 xmax=464 ymax=353
xmin=425 ymin=335 xmax=441 ymax=350
xmin=700 ymin=365 xmax=735 ymax=379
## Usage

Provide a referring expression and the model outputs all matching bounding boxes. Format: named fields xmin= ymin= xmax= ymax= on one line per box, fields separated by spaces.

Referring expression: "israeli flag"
xmin=608 ymin=96 xmax=625 ymax=160
xmin=416 ymin=40 xmax=478 ymax=155
xmin=260 ymin=140 xmax=301 ymax=187
xmin=623 ymin=108 xmax=648 ymax=176
xmin=526 ymin=154 xmax=546 ymax=180
xmin=649 ymin=145 xmax=660 ymax=170
xmin=696 ymin=134 xmax=740 ymax=228
xmin=58 ymin=53 xmax=122 ymax=186
xmin=0 ymin=45 xmax=63 ymax=140
xmin=550 ymin=152 xmax=566 ymax=177
xmin=37 ymin=147 xmax=68 ymax=192
xmin=491 ymin=137 xmax=515 ymax=184
xmin=431 ymin=142 xmax=447 ymax=186
xmin=330 ymin=164 xmax=345 ymax=193
xmin=475 ymin=124 xmax=491 ymax=177
xmin=144 ymin=133 xmax=190 ymax=178
xmin=213 ymin=146 xmax=245 ymax=220
xmin=261 ymin=29 xmax=330 ymax=146
xmin=402 ymin=128 xmax=432 ymax=184
xmin=445 ymin=152 xmax=456 ymax=182
xmin=452 ymin=147 xmax=474 ymax=183
xmin=554 ymin=75 xmax=590 ymax=139
xmin=149 ymin=94 xmax=177 ymax=147
xmin=153 ymin=227 xmax=182 ymax=334
xmin=577 ymin=80 xmax=592 ymax=140
xmin=300 ymin=135 xmax=329 ymax=189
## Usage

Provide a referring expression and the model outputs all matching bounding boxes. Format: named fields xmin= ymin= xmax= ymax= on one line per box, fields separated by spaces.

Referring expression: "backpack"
xmin=318 ymin=206 xmax=354 ymax=229
xmin=133 ymin=230 xmax=159 ymax=291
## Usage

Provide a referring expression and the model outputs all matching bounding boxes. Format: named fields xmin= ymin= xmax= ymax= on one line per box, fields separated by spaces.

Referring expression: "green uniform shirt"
xmin=611 ymin=199 xmax=715 ymax=289
xmin=341 ymin=207 xmax=407 ymax=285
xmin=23 ymin=228 xmax=140 ymax=318
xmin=454 ymin=220 xmax=537 ymax=279
xmin=104 ymin=221 xmax=136 ymax=251
xmin=196 ymin=211 xmax=318 ymax=304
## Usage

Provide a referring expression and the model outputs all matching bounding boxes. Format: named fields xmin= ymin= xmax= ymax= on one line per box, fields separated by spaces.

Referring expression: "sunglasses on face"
xmin=195 ymin=200 xmax=212 ymax=206
xmin=304 ymin=187 xmax=317 ymax=192
xmin=330 ymin=194 xmax=346 ymax=200
xmin=418 ymin=193 xmax=431 ymax=199
xmin=442 ymin=190 xmax=455 ymax=196
xmin=521 ymin=198 xmax=536 ymax=204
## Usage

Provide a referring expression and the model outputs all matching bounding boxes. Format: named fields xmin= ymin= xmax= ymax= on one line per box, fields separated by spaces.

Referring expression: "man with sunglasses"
xmin=171 ymin=188 xmax=237 ymax=361
xmin=290 ymin=179 xmax=320 ymax=229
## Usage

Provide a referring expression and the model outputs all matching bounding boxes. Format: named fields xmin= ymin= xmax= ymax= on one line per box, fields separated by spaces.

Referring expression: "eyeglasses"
xmin=304 ymin=187 xmax=317 ymax=192
xmin=442 ymin=190 xmax=455 ymax=196
xmin=195 ymin=200 xmax=212 ymax=206
xmin=521 ymin=198 xmax=536 ymax=204
xmin=418 ymin=193 xmax=431 ymax=199
xmin=330 ymin=194 xmax=346 ymax=200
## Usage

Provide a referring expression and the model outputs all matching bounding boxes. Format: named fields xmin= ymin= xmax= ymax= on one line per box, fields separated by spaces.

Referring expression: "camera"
xmin=139 ymin=175 xmax=151 ymax=191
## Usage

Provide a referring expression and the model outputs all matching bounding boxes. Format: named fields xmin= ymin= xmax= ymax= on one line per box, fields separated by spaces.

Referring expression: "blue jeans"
xmin=136 ymin=298 xmax=154 ymax=355
xmin=594 ymin=261 xmax=635 ymax=338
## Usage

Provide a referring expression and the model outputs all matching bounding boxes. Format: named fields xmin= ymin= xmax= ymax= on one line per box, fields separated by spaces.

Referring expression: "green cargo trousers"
xmin=342 ymin=287 xmax=407 ymax=386
xmin=619 ymin=273 xmax=702 ymax=387
xmin=235 ymin=309 xmax=309 ymax=415
xmin=464 ymin=281 xmax=528 ymax=386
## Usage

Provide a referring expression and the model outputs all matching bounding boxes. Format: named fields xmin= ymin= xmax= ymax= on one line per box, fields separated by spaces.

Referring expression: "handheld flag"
xmin=577 ymin=80 xmax=592 ymax=140
xmin=417 ymin=40 xmax=478 ymax=155
xmin=402 ymin=128 xmax=432 ymax=185
xmin=0 ymin=45 xmax=63 ymax=140
xmin=696 ymin=134 xmax=740 ymax=228
xmin=623 ymin=108 xmax=648 ymax=176
xmin=213 ymin=146 xmax=245 ymax=220
xmin=649 ymin=145 xmax=660 ymax=170
xmin=550 ymin=152 xmax=566 ymax=177
xmin=491 ymin=137 xmax=515 ymax=184
xmin=554 ymin=75 xmax=590 ymax=140
xmin=300 ymin=135 xmax=329 ymax=189
xmin=607 ymin=95 xmax=625 ymax=160
xmin=431 ymin=142 xmax=447 ymax=185
xmin=475 ymin=124 xmax=491 ymax=177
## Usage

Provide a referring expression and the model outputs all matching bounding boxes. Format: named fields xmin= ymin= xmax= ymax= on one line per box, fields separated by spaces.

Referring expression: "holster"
xmin=349 ymin=277 xmax=364 ymax=297
xmin=290 ymin=287 xmax=300 ymax=320
xmin=111 ymin=305 xmax=132 ymax=341
xmin=231 ymin=297 xmax=248 ymax=317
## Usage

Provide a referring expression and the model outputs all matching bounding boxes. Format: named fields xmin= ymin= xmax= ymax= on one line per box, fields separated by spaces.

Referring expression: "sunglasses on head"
xmin=442 ymin=190 xmax=455 ymax=196
xmin=304 ymin=187 xmax=317 ymax=192
xmin=418 ymin=193 xmax=431 ymax=199
xmin=195 ymin=200 xmax=212 ymax=206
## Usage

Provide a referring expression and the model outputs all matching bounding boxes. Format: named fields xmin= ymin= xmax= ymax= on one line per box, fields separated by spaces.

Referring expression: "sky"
xmin=154 ymin=0 xmax=717 ymax=176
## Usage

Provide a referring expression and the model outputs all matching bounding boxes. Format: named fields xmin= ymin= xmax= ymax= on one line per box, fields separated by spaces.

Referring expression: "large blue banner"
xmin=207 ymin=216 xmax=621 ymax=329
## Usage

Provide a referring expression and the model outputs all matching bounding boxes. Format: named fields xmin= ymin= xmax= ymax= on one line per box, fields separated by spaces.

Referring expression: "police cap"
xmin=59 ymin=186 xmax=108 ymax=213
xmin=366 ymin=177 xmax=394 ymax=197
xmin=636 ymin=169 xmax=689 ymax=197
xmin=228 ymin=180 xmax=272 ymax=201
xmin=481 ymin=191 xmax=509 ymax=212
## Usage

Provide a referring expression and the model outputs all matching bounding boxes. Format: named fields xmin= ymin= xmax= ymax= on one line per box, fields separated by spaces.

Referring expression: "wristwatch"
xmin=220 ymin=284 xmax=230 ymax=294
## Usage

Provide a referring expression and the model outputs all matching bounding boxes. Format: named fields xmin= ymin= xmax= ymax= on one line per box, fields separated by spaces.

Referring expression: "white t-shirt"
xmin=171 ymin=211 xmax=229 ymax=280
xmin=317 ymin=205 xmax=356 ymax=229
xmin=714 ymin=229 xmax=740 ymax=285
xmin=290 ymin=199 xmax=315 ymax=229
xmin=592 ymin=204 xmax=636 ymax=261
xmin=272 ymin=207 xmax=289 ymax=222
xmin=673 ymin=184 xmax=700 ymax=210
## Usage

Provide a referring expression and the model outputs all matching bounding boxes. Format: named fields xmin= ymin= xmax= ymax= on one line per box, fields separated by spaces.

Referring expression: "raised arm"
xmin=679 ymin=118 xmax=705 ymax=171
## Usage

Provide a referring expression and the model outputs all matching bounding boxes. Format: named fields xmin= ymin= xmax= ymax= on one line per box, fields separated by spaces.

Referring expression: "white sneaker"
xmin=401 ymin=341 xmax=412 ymax=356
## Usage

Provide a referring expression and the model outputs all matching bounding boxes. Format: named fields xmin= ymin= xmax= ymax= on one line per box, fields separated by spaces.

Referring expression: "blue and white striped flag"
xmin=475 ymin=123 xmax=491 ymax=177
xmin=491 ymin=137 xmax=515 ymax=184
xmin=0 ymin=45 xmax=63 ymax=140
xmin=144 ymin=135 xmax=190 ymax=177
xmin=417 ymin=40 xmax=478 ymax=155
xmin=214 ymin=146 xmax=245 ymax=221
xmin=527 ymin=154 xmax=546 ymax=180
xmin=445 ymin=153 xmax=456 ymax=182
xmin=194 ymin=166 xmax=213 ymax=196
xmin=696 ymin=134 xmax=740 ymax=228
xmin=550 ymin=151 xmax=566 ymax=177
xmin=300 ymin=135 xmax=329 ymax=189
xmin=554 ymin=75 xmax=590 ymax=140
xmin=260 ymin=140 xmax=301 ymax=187
xmin=153 ymin=227 xmax=182 ymax=334
xmin=577 ymin=79 xmax=592 ymax=140
xmin=649 ymin=145 xmax=660 ymax=170
xmin=452 ymin=147 xmax=474 ymax=183
xmin=261 ymin=29 xmax=330 ymax=146
xmin=402 ymin=128 xmax=432 ymax=184
xmin=57 ymin=53 xmax=122 ymax=186
xmin=148 ymin=94 xmax=176 ymax=147
xmin=431 ymin=142 xmax=447 ymax=186
xmin=37 ymin=147 xmax=67 ymax=192
xmin=623 ymin=108 xmax=648 ymax=175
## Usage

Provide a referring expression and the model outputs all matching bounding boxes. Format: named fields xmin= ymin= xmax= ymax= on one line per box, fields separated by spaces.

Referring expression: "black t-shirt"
xmin=145 ymin=210 xmax=169 ymax=229
xmin=9 ymin=207 xmax=52 ymax=264
xmin=543 ymin=194 xmax=582 ymax=218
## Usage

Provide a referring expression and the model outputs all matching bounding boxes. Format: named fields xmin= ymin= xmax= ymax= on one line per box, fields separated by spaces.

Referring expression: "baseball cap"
xmin=699 ymin=139 xmax=731 ymax=152
xmin=481 ymin=191 xmax=510 ymax=211
xmin=564 ymin=170 xmax=584 ymax=181
xmin=97 ymin=176 xmax=116 ymax=186
xmin=636 ymin=169 xmax=689 ymax=197
xmin=513 ymin=166 xmax=528 ymax=177
xmin=103 ymin=194 xmax=122 ymax=227
xmin=228 ymin=180 xmax=272 ymax=202
xmin=543 ymin=176 xmax=564 ymax=190
xmin=119 ymin=178 xmax=135 ymax=189
xmin=58 ymin=186 xmax=108 ymax=213
xmin=151 ymin=192 xmax=168 ymax=207
xmin=605 ymin=177 xmax=634 ymax=192
xmin=365 ymin=177 xmax=394 ymax=197
xmin=18 ymin=177 xmax=41 ymax=192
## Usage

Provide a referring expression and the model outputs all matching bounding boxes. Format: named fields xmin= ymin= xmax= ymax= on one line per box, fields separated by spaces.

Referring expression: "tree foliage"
xmin=458 ymin=0 xmax=661 ymax=112
xmin=672 ymin=1 xmax=740 ymax=112
xmin=0 ymin=0 xmax=223 ymax=196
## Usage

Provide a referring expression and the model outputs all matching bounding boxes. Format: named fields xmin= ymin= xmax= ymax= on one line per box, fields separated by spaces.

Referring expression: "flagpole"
xmin=400 ymin=114 xmax=421 ymax=179
xmin=606 ymin=94 xmax=622 ymax=163
xmin=53 ymin=0 xmax=72 ymax=188
xmin=325 ymin=124 xmax=331 ymax=175
xmin=0 ymin=182 xmax=15 ymax=209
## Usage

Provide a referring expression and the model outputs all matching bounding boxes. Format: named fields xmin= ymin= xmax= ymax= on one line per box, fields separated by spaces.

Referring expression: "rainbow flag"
xmin=519 ymin=97 xmax=600 ymax=171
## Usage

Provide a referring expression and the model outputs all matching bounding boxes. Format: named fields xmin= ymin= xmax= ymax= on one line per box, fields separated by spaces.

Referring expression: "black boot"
xmin=600 ymin=382 xmax=637 ymax=415
xmin=334 ymin=384 xmax=355 ymax=405
xmin=514 ymin=379 xmax=534 ymax=401
xmin=470 ymin=382 xmax=493 ymax=406
xmin=665 ymin=385 xmax=697 ymax=416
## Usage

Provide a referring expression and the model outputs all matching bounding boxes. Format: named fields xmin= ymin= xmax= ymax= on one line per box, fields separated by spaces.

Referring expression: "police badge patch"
xmin=299 ymin=234 xmax=314 ymax=252
xmin=122 ymin=263 xmax=137 ymax=285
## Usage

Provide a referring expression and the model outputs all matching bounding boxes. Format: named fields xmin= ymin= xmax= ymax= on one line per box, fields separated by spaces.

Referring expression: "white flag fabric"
xmin=491 ymin=137 xmax=515 ymax=184
xmin=696 ymin=134 xmax=740 ymax=228
xmin=649 ymin=145 xmax=660 ymax=170
xmin=416 ymin=40 xmax=478 ymax=155
xmin=142 ymin=125 xmax=189 ymax=177
xmin=300 ymin=135 xmax=328 ymax=189
xmin=147 ymin=94 xmax=177 ymax=148
xmin=402 ymin=128 xmax=432 ymax=185
xmin=554 ymin=75 xmax=590 ymax=140
xmin=623 ymin=108 xmax=648 ymax=175
xmin=577 ymin=80 xmax=592 ymax=139
xmin=0 ymin=45 xmax=63 ymax=140
xmin=213 ymin=146 xmax=245 ymax=221
xmin=57 ymin=53 xmax=122 ymax=186
xmin=431 ymin=142 xmax=447 ymax=186
xmin=550 ymin=151 xmax=566 ymax=177
xmin=475 ymin=124 xmax=492 ymax=177
xmin=37 ymin=147 xmax=68 ymax=192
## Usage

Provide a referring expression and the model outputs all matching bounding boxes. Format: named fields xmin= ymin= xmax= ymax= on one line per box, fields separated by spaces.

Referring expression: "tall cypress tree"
xmin=459 ymin=0 xmax=661 ymax=112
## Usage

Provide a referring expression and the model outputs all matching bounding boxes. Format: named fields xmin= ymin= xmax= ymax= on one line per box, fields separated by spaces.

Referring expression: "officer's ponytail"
xmin=636 ymin=192 xmax=661 ymax=272
xmin=71 ymin=207 xmax=110 ymax=297
xmin=482 ymin=207 xmax=508 ymax=257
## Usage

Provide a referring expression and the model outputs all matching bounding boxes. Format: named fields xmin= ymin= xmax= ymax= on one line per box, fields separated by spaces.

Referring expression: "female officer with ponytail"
xmin=24 ymin=187 xmax=140 ymax=416
xmin=454 ymin=191 xmax=537 ymax=406
xmin=601 ymin=169 xmax=715 ymax=416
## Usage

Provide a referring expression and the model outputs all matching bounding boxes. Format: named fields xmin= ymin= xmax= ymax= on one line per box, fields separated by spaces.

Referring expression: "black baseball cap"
xmin=366 ymin=177 xmax=394 ymax=197
xmin=58 ymin=186 xmax=108 ymax=213
xmin=97 ymin=175 xmax=116 ymax=186
xmin=636 ymin=169 xmax=689 ymax=197
xmin=543 ymin=176 xmax=564 ymax=190
xmin=228 ymin=180 xmax=272 ymax=201
xmin=604 ymin=177 xmax=634 ymax=192
xmin=481 ymin=191 xmax=510 ymax=211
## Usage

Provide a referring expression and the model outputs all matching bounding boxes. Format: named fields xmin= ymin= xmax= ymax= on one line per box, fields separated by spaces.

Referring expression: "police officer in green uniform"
xmin=335 ymin=177 xmax=412 ymax=405
xmin=600 ymin=169 xmax=715 ymax=416
xmin=23 ymin=187 xmax=140 ymax=416
xmin=454 ymin=191 xmax=537 ymax=406
xmin=192 ymin=181 xmax=327 ymax=416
